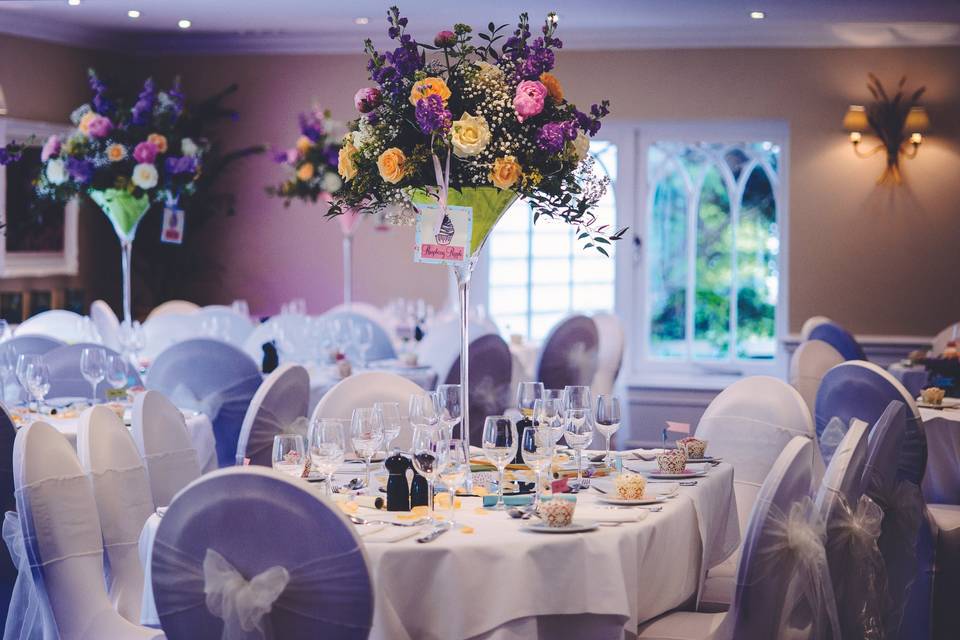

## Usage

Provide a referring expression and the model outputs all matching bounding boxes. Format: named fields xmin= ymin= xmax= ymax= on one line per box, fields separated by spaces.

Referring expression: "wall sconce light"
xmin=843 ymin=74 xmax=928 ymax=185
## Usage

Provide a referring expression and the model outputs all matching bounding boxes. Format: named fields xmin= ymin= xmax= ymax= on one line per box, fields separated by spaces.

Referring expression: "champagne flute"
xmin=516 ymin=381 xmax=544 ymax=421
xmin=564 ymin=408 xmax=592 ymax=489
xmin=309 ymin=418 xmax=346 ymax=497
xmin=482 ymin=416 xmax=517 ymax=510
xmin=437 ymin=438 xmax=470 ymax=528
xmin=534 ymin=397 xmax=565 ymax=446
xmin=272 ymin=434 xmax=306 ymax=477
xmin=80 ymin=347 xmax=107 ymax=405
xmin=434 ymin=384 xmax=462 ymax=439
xmin=409 ymin=393 xmax=440 ymax=432
xmin=594 ymin=395 xmax=622 ymax=467
xmin=350 ymin=408 xmax=383 ymax=489
xmin=373 ymin=402 xmax=403 ymax=454
xmin=521 ymin=426 xmax=554 ymax=509
xmin=412 ymin=426 xmax=445 ymax=521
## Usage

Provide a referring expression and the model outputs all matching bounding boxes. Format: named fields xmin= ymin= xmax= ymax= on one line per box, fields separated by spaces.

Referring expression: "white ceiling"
xmin=1 ymin=0 xmax=959 ymax=54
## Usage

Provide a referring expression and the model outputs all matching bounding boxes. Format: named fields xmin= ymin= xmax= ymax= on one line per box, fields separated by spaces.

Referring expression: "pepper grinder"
xmin=384 ymin=451 xmax=411 ymax=511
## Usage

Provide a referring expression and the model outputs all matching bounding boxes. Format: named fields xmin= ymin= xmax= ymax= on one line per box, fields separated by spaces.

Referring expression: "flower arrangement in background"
xmin=0 ymin=139 xmax=31 ymax=166
xmin=266 ymin=106 xmax=344 ymax=204
xmin=329 ymin=6 xmax=624 ymax=251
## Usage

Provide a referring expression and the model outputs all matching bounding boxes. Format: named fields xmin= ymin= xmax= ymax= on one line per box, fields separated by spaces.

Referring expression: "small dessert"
xmin=656 ymin=448 xmax=688 ymax=475
xmin=922 ymin=387 xmax=946 ymax=406
xmin=678 ymin=436 xmax=708 ymax=459
xmin=539 ymin=497 xmax=576 ymax=528
xmin=614 ymin=473 xmax=647 ymax=500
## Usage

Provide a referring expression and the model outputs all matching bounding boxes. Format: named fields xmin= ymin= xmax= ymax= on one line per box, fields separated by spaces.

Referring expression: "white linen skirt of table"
xmin=922 ymin=406 xmax=960 ymax=503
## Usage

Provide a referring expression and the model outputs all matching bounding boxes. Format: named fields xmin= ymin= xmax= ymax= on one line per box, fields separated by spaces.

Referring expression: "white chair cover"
xmin=76 ymin=406 xmax=156 ymax=623
xmin=10 ymin=421 xmax=162 ymax=639
xmin=312 ymin=372 xmax=423 ymax=452
xmin=145 ymin=300 xmax=199 ymax=321
xmin=90 ymin=300 xmax=122 ymax=352
xmin=236 ymin=365 xmax=310 ymax=466
xmin=535 ymin=314 xmax=599 ymax=390
xmin=194 ymin=307 xmax=256 ymax=348
xmin=14 ymin=311 xmax=86 ymax=344
xmin=324 ymin=303 xmax=396 ymax=341
xmin=319 ymin=311 xmax=396 ymax=363
xmin=0 ymin=406 xmax=17 ymax=632
xmin=414 ymin=317 xmax=494 ymax=387
xmin=800 ymin=315 xmax=832 ymax=340
xmin=241 ymin=315 xmax=315 ymax=367
xmin=0 ymin=337 xmax=63 ymax=359
xmin=45 ymin=343 xmax=143 ymax=400
xmin=590 ymin=313 xmax=625 ymax=397
xmin=930 ymin=322 xmax=959 ymax=356
xmin=789 ymin=339 xmax=844 ymax=418
xmin=147 ymin=339 xmax=262 ymax=468
xmin=150 ymin=466 xmax=373 ymax=639
xmin=132 ymin=391 xmax=202 ymax=509
xmin=141 ymin=313 xmax=203 ymax=362
xmin=441 ymin=334 xmax=513 ymax=446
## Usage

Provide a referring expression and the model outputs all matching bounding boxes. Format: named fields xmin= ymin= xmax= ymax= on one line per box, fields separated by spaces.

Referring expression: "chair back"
xmin=147 ymin=339 xmax=262 ymax=467
xmin=444 ymin=333 xmax=513 ymax=446
xmin=0 ymin=405 xmax=16 ymax=630
xmin=151 ymin=467 xmax=374 ymax=639
xmin=0 ymin=336 xmax=64 ymax=359
xmin=90 ymin=300 xmax=122 ymax=352
xmin=808 ymin=321 xmax=866 ymax=361
xmin=789 ymin=339 xmax=844 ymax=417
xmin=76 ymin=406 xmax=155 ymax=622
xmin=237 ymin=365 xmax=310 ymax=466
xmin=145 ymin=300 xmax=199 ymax=321
xmin=416 ymin=318 xmax=494 ymax=386
xmin=320 ymin=311 xmax=396 ymax=363
xmin=590 ymin=313 xmax=625 ymax=397
xmin=45 ymin=343 xmax=142 ymax=400
xmin=535 ymin=314 xmax=599 ymax=389
xmin=15 ymin=310 xmax=86 ymax=344
xmin=241 ymin=314 xmax=316 ymax=366
xmin=132 ymin=391 xmax=201 ymax=508
xmin=800 ymin=315 xmax=832 ymax=340
xmin=141 ymin=313 xmax=202 ymax=362
xmin=194 ymin=306 xmax=256 ymax=347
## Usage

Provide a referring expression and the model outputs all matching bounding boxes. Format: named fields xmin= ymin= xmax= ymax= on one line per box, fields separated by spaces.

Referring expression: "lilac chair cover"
xmin=14 ymin=310 xmax=85 ymax=344
xmin=194 ymin=307 xmax=256 ymax=347
xmin=236 ymin=365 xmax=310 ymax=466
xmin=535 ymin=315 xmax=599 ymax=390
xmin=800 ymin=315 xmax=832 ymax=340
xmin=0 ymin=406 xmax=15 ymax=632
xmin=445 ymin=334 xmax=512 ymax=446
xmin=44 ymin=343 xmax=143 ymax=400
xmin=0 ymin=336 xmax=64 ymax=359
xmin=147 ymin=339 xmax=262 ymax=467
xmin=808 ymin=322 xmax=866 ymax=361
xmin=151 ymin=467 xmax=373 ymax=639
xmin=322 ymin=311 xmax=396 ymax=363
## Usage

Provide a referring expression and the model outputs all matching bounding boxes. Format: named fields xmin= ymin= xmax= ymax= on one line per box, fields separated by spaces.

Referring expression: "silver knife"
xmin=417 ymin=525 xmax=452 ymax=543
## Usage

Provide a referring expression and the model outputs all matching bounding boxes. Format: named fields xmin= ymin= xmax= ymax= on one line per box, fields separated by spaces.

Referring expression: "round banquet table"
xmin=921 ymin=401 xmax=960 ymax=504
xmin=307 ymin=361 xmax=439 ymax=410
xmin=138 ymin=461 xmax=739 ymax=639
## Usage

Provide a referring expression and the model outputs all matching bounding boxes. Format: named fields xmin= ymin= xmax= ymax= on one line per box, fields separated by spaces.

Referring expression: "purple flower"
xmin=0 ymin=144 xmax=21 ymax=166
xmin=41 ymin=135 xmax=61 ymax=162
xmin=66 ymin=157 xmax=93 ymax=184
xmin=88 ymin=70 xmax=114 ymax=116
xmin=86 ymin=115 xmax=113 ymax=139
xmin=516 ymin=38 xmax=556 ymax=79
xmin=354 ymin=87 xmax=381 ymax=113
xmin=537 ymin=120 xmax=578 ymax=153
xmin=299 ymin=112 xmax=325 ymax=142
xmin=164 ymin=155 xmax=198 ymax=175
xmin=575 ymin=101 xmax=610 ymax=137
xmin=322 ymin=144 xmax=340 ymax=168
xmin=133 ymin=141 xmax=159 ymax=164
xmin=131 ymin=78 xmax=156 ymax=126
xmin=385 ymin=35 xmax=422 ymax=76
xmin=434 ymin=30 xmax=456 ymax=48
xmin=415 ymin=94 xmax=452 ymax=134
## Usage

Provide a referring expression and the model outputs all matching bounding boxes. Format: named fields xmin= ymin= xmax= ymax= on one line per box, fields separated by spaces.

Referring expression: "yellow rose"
xmin=147 ymin=133 xmax=168 ymax=153
xmin=296 ymin=163 xmax=315 ymax=181
xmin=78 ymin=112 xmax=97 ymax=135
xmin=338 ymin=141 xmax=358 ymax=181
xmin=539 ymin=72 xmax=564 ymax=102
xmin=409 ymin=77 xmax=452 ymax=106
xmin=296 ymin=135 xmax=312 ymax=155
xmin=489 ymin=156 xmax=522 ymax=190
xmin=377 ymin=147 xmax=407 ymax=184
xmin=451 ymin=113 xmax=491 ymax=158
xmin=106 ymin=144 xmax=127 ymax=162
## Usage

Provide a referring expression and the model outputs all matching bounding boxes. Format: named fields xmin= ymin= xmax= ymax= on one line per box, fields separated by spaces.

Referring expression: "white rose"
xmin=45 ymin=158 xmax=67 ymax=185
xmin=475 ymin=61 xmax=504 ymax=81
xmin=572 ymin=130 xmax=590 ymax=162
xmin=451 ymin=112 xmax=491 ymax=158
xmin=181 ymin=137 xmax=199 ymax=157
xmin=321 ymin=171 xmax=343 ymax=193
xmin=131 ymin=163 xmax=159 ymax=190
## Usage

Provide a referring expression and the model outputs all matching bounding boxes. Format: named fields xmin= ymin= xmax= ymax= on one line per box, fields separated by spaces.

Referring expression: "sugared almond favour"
xmin=922 ymin=387 xmax=946 ymax=405
xmin=614 ymin=473 xmax=647 ymax=500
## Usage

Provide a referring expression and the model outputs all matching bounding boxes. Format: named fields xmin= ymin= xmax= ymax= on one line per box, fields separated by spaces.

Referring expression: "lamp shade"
xmin=842 ymin=105 xmax=868 ymax=132
xmin=905 ymin=106 xmax=930 ymax=133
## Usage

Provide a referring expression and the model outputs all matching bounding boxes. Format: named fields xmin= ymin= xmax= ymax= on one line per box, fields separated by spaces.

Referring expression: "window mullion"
xmin=685 ymin=173 xmax=701 ymax=361
xmin=729 ymin=173 xmax=740 ymax=364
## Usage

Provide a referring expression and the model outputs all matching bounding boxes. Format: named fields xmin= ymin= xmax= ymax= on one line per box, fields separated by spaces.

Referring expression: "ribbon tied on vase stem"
xmin=203 ymin=549 xmax=290 ymax=640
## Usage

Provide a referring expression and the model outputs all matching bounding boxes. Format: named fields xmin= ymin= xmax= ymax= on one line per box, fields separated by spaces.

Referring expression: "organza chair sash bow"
xmin=2 ymin=512 xmax=50 ymax=640
xmin=152 ymin=540 xmax=372 ymax=638
xmin=169 ymin=375 xmax=262 ymax=421
xmin=240 ymin=411 xmax=308 ymax=466
xmin=748 ymin=497 xmax=841 ymax=639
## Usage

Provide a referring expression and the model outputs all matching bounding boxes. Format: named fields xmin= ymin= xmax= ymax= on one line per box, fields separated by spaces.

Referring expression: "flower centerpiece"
xmin=329 ymin=7 xmax=618 ymax=440
xmin=35 ymin=70 xmax=207 ymax=325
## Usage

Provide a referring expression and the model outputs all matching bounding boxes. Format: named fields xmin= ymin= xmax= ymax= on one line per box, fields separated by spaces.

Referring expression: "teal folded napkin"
xmin=482 ymin=494 xmax=534 ymax=507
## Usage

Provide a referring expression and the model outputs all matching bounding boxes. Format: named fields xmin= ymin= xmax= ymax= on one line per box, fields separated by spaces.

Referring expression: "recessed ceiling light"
xmin=750 ymin=10 xmax=766 ymax=20
xmin=67 ymin=0 xmax=80 ymax=6
xmin=354 ymin=17 xmax=369 ymax=25
xmin=127 ymin=9 xmax=140 ymax=18
xmin=178 ymin=19 xmax=191 ymax=29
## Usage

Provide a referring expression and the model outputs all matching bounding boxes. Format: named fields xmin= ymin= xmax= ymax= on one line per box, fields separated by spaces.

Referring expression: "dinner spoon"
xmin=348 ymin=514 xmax=429 ymax=527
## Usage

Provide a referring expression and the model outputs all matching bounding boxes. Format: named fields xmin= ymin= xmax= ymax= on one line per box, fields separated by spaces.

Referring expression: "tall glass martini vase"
xmin=89 ymin=189 xmax=151 ymax=325
xmin=338 ymin=207 xmax=364 ymax=306
xmin=414 ymin=187 xmax=517 ymax=442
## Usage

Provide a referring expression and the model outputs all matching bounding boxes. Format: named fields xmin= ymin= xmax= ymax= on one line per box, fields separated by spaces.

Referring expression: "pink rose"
xmin=133 ymin=141 xmax=158 ymax=164
xmin=513 ymin=80 xmax=547 ymax=122
xmin=354 ymin=87 xmax=381 ymax=114
xmin=285 ymin=149 xmax=298 ymax=164
xmin=86 ymin=115 xmax=113 ymax=139
xmin=40 ymin=135 xmax=61 ymax=162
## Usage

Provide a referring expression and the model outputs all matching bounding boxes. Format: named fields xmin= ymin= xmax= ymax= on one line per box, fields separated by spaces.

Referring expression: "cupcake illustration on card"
xmin=434 ymin=213 xmax=455 ymax=245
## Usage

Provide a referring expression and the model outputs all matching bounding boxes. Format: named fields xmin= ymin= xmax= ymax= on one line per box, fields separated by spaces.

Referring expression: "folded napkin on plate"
xmin=577 ymin=507 xmax=649 ymax=523
xmin=359 ymin=525 xmax=427 ymax=543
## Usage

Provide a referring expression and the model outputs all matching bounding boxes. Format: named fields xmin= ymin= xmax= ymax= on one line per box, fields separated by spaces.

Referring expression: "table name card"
xmin=414 ymin=203 xmax=473 ymax=267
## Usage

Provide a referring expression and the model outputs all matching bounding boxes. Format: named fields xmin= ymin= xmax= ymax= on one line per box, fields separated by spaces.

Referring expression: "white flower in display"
xmin=572 ymin=130 xmax=590 ymax=162
xmin=321 ymin=172 xmax=343 ymax=194
xmin=475 ymin=61 xmax=504 ymax=81
xmin=181 ymin=137 xmax=199 ymax=156
xmin=132 ymin=162 xmax=159 ymax=189
xmin=45 ymin=158 xmax=67 ymax=185
xmin=451 ymin=113 xmax=491 ymax=158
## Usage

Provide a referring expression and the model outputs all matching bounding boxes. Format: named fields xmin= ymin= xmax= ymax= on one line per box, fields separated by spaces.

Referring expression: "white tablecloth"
xmin=307 ymin=362 xmax=438 ymax=410
xmin=888 ymin=362 xmax=930 ymax=397
xmin=138 ymin=463 xmax=738 ymax=638
xmin=921 ymin=402 xmax=960 ymax=504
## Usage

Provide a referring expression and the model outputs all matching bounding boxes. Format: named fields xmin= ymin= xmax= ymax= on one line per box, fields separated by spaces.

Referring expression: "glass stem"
xmin=449 ymin=489 xmax=456 ymax=527
xmin=498 ymin=466 xmax=505 ymax=508
xmin=364 ymin=456 xmax=372 ymax=489
xmin=534 ymin=469 xmax=542 ymax=509
xmin=605 ymin=435 xmax=611 ymax=466
xmin=326 ymin=473 xmax=334 ymax=497
xmin=120 ymin=239 xmax=133 ymax=326
xmin=428 ymin=481 xmax=435 ymax=519
xmin=91 ymin=381 xmax=98 ymax=405
xmin=343 ymin=235 xmax=352 ymax=305
xmin=454 ymin=265 xmax=471 ymax=443
xmin=576 ymin=449 xmax=582 ymax=486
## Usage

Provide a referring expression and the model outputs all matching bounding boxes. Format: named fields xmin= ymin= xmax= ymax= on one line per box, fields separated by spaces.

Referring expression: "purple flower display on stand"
xmin=266 ymin=106 xmax=343 ymax=205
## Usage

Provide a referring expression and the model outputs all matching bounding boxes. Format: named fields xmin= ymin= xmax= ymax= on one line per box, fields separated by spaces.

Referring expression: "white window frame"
xmin=623 ymin=121 xmax=790 ymax=387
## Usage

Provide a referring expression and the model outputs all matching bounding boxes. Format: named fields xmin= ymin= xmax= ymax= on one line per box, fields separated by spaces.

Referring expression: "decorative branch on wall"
xmin=842 ymin=73 xmax=929 ymax=185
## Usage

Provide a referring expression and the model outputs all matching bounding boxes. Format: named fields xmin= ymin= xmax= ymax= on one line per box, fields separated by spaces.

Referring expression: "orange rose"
xmin=338 ymin=141 xmax=359 ymax=181
xmin=489 ymin=155 xmax=522 ymax=190
xmin=78 ymin=112 xmax=97 ymax=135
xmin=296 ymin=135 xmax=312 ymax=155
xmin=409 ymin=77 xmax=452 ymax=106
xmin=539 ymin=72 xmax=564 ymax=102
xmin=106 ymin=144 xmax=127 ymax=162
xmin=147 ymin=133 xmax=168 ymax=153
xmin=296 ymin=163 xmax=315 ymax=181
xmin=377 ymin=147 xmax=407 ymax=184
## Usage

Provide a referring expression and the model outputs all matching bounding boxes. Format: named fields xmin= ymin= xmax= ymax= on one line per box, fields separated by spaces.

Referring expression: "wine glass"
xmin=80 ymin=347 xmax=107 ymax=405
xmin=411 ymin=426 xmax=445 ymax=521
xmin=534 ymin=397 xmax=565 ymax=446
xmin=309 ymin=418 xmax=346 ymax=496
xmin=272 ymin=434 xmax=306 ymax=477
xmin=437 ymin=438 xmax=470 ymax=528
xmin=0 ymin=348 xmax=17 ymax=404
xmin=563 ymin=385 xmax=593 ymax=413
xmin=434 ymin=384 xmax=462 ymax=438
xmin=24 ymin=362 xmax=50 ymax=414
xmin=521 ymin=426 xmax=554 ymax=509
xmin=16 ymin=354 xmax=41 ymax=409
xmin=119 ymin=320 xmax=147 ymax=372
xmin=564 ymin=408 xmax=593 ymax=489
xmin=595 ymin=395 xmax=622 ymax=467
xmin=373 ymin=401 xmax=403 ymax=454
xmin=409 ymin=393 xmax=440 ymax=432
xmin=231 ymin=299 xmax=250 ymax=318
xmin=482 ymin=416 xmax=517 ymax=510
xmin=351 ymin=321 xmax=374 ymax=368
xmin=105 ymin=354 xmax=129 ymax=393
xmin=516 ymin=381 xmax=544 ymax=421
xmin=350 ymin=408 xmax=383 ymax=489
